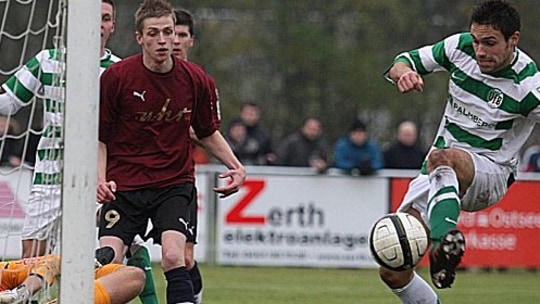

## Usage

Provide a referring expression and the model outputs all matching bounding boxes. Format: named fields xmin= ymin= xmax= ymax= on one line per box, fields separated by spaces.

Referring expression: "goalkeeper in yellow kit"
xmin=0 ymin=248 xmax=144 ymax=304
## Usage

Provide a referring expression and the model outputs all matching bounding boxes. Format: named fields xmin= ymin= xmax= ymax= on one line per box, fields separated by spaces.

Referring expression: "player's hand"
xmin=0 ymin=286 xmax=28 ymax=304
xmin=397 ymin=70 xmax=424 ymax=93
xmin=213 ymin=166 xmax=247 ymax=198
xmin=0 ymin=289 xmax=18 ymax=304
xmin=97 ymin=180 xmax=117 ymax=203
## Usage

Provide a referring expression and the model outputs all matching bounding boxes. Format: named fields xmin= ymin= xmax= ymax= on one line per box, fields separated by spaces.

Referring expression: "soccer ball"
xmin=369 ymin=212 xmax=428 ymax=271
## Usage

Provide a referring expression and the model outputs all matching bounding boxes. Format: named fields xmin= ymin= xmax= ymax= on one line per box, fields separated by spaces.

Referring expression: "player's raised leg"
xmin=425 ymin=148 xmax=472 ymax=288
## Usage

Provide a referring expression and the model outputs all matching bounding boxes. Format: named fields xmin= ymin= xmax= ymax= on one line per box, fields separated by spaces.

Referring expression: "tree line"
xmin=3 ymin=0 xmax=540 ymax=153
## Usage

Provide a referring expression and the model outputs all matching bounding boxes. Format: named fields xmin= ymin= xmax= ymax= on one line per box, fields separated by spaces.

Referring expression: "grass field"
xmin=132 ymin=265 xmax=540 ymax=303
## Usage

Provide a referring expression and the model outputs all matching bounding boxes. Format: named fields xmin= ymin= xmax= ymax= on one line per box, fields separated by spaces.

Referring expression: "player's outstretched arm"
xmin=200 ymin=131 xmax=246 ymax=198
xmin=389 ymin=62 xmax=424 ymax=93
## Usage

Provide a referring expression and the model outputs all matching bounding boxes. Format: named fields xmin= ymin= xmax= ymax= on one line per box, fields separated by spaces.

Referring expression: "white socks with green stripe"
xmin=427 ymin=166 xmax=461 ymax=248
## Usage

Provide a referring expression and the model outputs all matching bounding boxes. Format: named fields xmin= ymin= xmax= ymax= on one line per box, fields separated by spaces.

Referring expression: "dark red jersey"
xmin=188 ymin=62 xmax=221 ymax=129
xmin=205 ymin=73 xmax=221 ymax=129
xmin=99 ymin=54 xmax=217 ymax=190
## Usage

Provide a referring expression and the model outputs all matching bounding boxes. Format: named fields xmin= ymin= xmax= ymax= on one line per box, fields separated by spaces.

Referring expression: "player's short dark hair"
xmin=470 ymin=0 xmax=520 ymax=40
xmin=102 ymin=0 xmax=115 ymax=9
xmin=102 ymin=0 xmax=116 ymax=18
xmin=135 ymin=0 xmax=174 ymax=33
xmin=348 ymin=119 xmax=366 ymax=132
xmin=174 ymin=8 xmax=195 ymax=36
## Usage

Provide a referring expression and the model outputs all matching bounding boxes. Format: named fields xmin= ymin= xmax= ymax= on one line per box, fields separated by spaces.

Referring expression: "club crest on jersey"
xmin=487 ymin=89 xmax=503 ymax=108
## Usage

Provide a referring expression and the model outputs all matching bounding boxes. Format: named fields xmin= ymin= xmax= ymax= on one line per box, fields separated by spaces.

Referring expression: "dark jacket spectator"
xmin=275 ymin=117 xmax=328 ymax=172
xmin=224 ymin=120 xmax=264 ymax=165
xmin=225 ymin=102 xmax=275 ymax=164
xmin=383 ymin=121 xmax=427 ymax=169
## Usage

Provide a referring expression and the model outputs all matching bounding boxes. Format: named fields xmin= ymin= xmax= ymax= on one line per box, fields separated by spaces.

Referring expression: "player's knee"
xmin=379 ymin=267 xmax=414 ymax=289
xmin=161 ymin=248 xmax=184 ymax=270
xmin=427 ymin=149 xmax=454 ymax=171
xmin=427 ymin=149 xmax=451 ymax=165
xmin=130 ymin=267 xmax=146 ymax=290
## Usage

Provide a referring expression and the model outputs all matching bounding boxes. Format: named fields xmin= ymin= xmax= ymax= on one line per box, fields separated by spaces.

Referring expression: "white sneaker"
xmin=0 ymin=286 xmax=29 ymax=304
xmin=194 ymin=289 xmax=203 ymax=304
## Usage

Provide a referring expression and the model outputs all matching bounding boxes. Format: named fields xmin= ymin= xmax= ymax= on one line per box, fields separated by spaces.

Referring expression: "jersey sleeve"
xmin=190 ymin=67 xmax=218 ymax=139
xmin=205 ymin=73 xmax=221 ymax=129
xmin=391 ymin=33 xmax=466 ymax=76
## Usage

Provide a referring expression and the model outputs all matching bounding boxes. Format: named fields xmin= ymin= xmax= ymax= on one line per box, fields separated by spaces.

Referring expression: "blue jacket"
xmin=333 ymin=136 xmax=384 ymax=171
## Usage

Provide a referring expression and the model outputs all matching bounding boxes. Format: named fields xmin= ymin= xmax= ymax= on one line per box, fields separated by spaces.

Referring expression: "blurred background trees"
xmin=4 ymin=0 xmax=540 ymax=153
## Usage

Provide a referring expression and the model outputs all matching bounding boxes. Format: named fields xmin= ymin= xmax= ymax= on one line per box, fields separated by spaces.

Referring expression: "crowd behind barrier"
xmin=1 ymin=165 xmax=540 ymax=269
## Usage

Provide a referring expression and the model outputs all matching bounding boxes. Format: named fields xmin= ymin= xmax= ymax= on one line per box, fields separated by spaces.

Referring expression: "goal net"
xmin=0 ymin=0 xmax=100 ymax=303
xmin=0 ymin=0 xmax=62 ymax=259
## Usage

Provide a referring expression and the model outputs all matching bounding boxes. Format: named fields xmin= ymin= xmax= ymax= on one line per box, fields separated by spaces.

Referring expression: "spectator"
xmin=224 ymin=120 xmax=256 ymax=164
xmin=523 ymin=149 xmax=540 ymax=172
xmin=0 ymin=115 xmax=21 ymax=167
xmin=333 ymin=118 xmax=383 ymax=175
xmin=383 ymin=121 xmax=427 ymax=169
xmin=225 ymin=101 xmax=275 ymax=165
xmin=274 ymin=117 xmax=328 ymax=172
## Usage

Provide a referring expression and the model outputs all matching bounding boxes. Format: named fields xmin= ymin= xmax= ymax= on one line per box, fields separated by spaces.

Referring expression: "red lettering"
xmin=226 ymin=180 xmax=265 ymax=224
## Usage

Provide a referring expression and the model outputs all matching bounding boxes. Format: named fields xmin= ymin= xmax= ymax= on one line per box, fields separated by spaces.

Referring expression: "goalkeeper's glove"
xmin=0 ymin=285 xmax=29 ymax=304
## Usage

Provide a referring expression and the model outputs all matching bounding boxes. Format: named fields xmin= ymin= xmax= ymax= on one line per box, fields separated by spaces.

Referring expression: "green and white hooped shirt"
xmin=391 ymin=32 xmax=540 ymax=171
xmin=0 ymin=48 xmax=120 ymax=186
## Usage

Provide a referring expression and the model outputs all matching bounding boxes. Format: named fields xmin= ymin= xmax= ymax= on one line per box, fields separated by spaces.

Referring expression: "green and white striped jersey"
xmin=393 ymin=32 xmax=540 ymax=170
xmin=0 ymin=48 xmax=120 ymax=186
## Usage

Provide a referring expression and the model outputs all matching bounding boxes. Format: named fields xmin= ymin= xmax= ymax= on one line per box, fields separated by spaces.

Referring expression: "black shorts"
xmin=98 ymin=183 xmax=195 ymax=246
xmin=143 ymin=186 xmax=200 ymax=244
xmin=187 ymin=186 xmax=199 ymax=244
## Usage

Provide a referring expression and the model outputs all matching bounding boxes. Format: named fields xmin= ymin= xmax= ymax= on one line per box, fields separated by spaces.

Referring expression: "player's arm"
xmin=189 ymin=126 xmax=206 ymax=148
xmin=97 ymin=67 xmax=118 ymax=203
xmin=97 ymin=141 xmax=116 ymax=203
xmin=0 ymin=50 xmax=55 ymax=116
xmin=0 ymin=85 xmax=25 ymax=115
xmin=199 ymin=131 xmax=246 ymax=198
xmin=388 ymin=61 xmax=424 ymax=93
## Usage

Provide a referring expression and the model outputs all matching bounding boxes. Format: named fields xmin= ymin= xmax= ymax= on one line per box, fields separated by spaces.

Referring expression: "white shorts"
xmin=397 ymin=151 xmax=514 ymax=226
xmin=21 ymin=185 xmax=62 ymax=241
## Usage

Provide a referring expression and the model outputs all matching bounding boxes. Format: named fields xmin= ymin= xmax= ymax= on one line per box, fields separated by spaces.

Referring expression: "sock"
xmin=392 ymin=272 xmax=440 ymax=303
xmin=427 ymin=166 xmax=461 ymax=250
xmin=165 ymin=267 xmax=194 ymax=304
xmin=188 ymin=261 xmax=203 ymax=295
xmin=127 ymin=245 xmax=159 ymax=304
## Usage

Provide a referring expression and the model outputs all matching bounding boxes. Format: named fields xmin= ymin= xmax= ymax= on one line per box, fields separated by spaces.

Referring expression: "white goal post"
xmin=59 ymin=0 xmax=100 ymax=303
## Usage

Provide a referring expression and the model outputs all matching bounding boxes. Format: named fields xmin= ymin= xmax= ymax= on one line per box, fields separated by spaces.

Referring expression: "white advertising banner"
xmin=0 ymin=168 xmax=208 ymax=263
xmin=216 ymin=174 xmax=388 ymax=268
xmin=0 ymin=168 xmax=32 ymax=259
